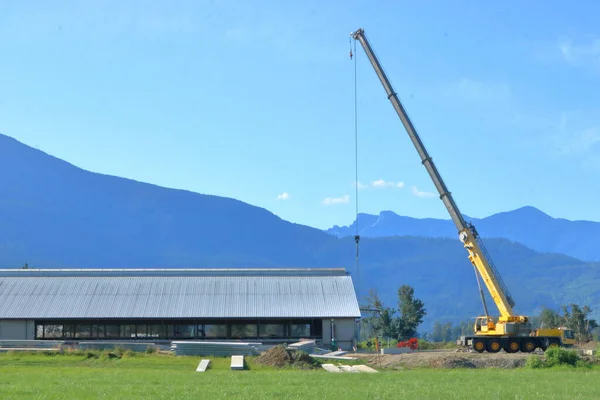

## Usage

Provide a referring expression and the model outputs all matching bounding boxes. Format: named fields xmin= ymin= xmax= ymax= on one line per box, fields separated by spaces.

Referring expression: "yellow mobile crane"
xmin=351 ymin=28 xmax=575 ymax=353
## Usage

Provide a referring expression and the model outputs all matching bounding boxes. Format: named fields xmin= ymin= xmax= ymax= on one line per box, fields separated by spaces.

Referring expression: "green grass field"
xmin=0 ymin=351 xmax=598 ymax=399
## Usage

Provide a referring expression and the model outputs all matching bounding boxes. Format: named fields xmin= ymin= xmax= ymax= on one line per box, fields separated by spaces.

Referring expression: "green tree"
xmin=396 ymin=285 xmax=427 ymax=340
xmin=430 ymin=319 xmax=471 ymax=342
xmin=361 ymin=289 xmax=399 ymax=340
xmin=561 ymin=304 xmax=598 ymax=342
xmin=539 ymin=307 xmax=561 ymax=328
xmin=361 ymin=286 xmax=426 ymax=341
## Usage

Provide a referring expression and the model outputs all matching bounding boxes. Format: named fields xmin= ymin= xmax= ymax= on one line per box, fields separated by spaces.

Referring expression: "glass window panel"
xmin=74 ymin=325 xmax=91 ymax=338
xmin=174 ymin=325 xmax=195 ymax=338
xmin=196 ymin=324 xmax=206 ymax=338
xmin=259 ymin=324 xmax=285 ymax=338
xmin=105 ymin=325 xmax=120 ymax=338
xmin=90 ymin=325 xmax=99 ymax=339
xmin=167 ymin=325 xmax=175 ymax=338
xmin=147 ymin=325 xmax=163 ymax=338
xmin=136 ymin=324 xmax=147 ymax=338
xmin=291 ymin=324 xmax=311 ymax=337
xmin=231 ymin=324 xmax=257 ymax=339
xmin=36 ymin=325 xmax=44 ymax=338
xmin=98 ymin=325 xmax=106 ymax=339
xmin=63 ymin=325 xmax=74 ymax=338
xmin=121 ymin=325 xmax=135 ymax=339
xmin=44 ymin=325 xmax=63 ymax=339
xmin=204 ymin=324 xmax=227 ymax=338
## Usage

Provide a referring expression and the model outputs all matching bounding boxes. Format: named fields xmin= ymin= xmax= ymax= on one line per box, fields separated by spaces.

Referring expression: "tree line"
xmin=358 ymin=284 xmax=598 ymax=344
xmin=358 ymin=285 xmax=427 ymax=342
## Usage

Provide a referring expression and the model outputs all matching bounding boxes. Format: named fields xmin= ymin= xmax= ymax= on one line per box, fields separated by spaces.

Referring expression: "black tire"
xmin=548 ymin=338 xmax=560 ymax=348
xmin=486 ymin=339 xmax=501 ymax=353
xmin=520 ymin=339 xmax=536 ymax=353
xmin=473 ymin=339 xmax=485 ymax=353
xmin=504 ymin=339 xmax=520 ymax=353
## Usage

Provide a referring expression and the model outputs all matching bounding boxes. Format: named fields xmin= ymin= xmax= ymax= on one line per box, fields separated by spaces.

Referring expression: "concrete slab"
xmin=353 ymin=364 xmax=379 ymax=373
xmin=231 ymin=355 xmax=244 ymax=370
xmin=310 ymin=354 xmax=355 ymax=360
xmin=196 ymin=359 xmax=210 ymax=372
xmin=321 ymin=363 xmax=343 ymax=373
xmin=338 ymin=365 xmax=359 ymax=373
xmin=323 ymin=350 xmax=348 ymax=357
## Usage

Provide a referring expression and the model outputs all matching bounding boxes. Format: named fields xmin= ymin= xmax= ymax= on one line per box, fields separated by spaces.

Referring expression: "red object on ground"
xmin=396 ymin=337 xmax=418 ymax=350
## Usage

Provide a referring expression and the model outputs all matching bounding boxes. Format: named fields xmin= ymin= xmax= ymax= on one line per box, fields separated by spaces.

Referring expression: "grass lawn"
xmin=0 ymin=351 xmax=598 ymax=399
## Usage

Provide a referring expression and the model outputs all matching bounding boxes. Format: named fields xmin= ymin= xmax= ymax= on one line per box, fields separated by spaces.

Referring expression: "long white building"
xmin=0 ymin=268 xmax=361 ymax=350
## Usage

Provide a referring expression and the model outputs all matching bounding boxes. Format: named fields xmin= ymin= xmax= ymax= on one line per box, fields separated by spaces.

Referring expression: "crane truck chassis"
xmin=459 ymin=325 xmax=575 ymax=353
xmin=350 ymin=28 xmax=576 ymax=353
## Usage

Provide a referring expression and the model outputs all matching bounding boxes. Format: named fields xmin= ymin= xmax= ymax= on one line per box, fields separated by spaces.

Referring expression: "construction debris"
xmin=231 ymin=355 xmax=245 ymax=370
xmin=171 ymin=341 xmax=260 ymax=357
xmin=321 ymin=363 xmax=343 ymax=372
xmin=321 ymin=363 xmax=379 ymax=373
xmin=196 ymin=359 xmax=211 ymax=372
xmin=255 ymin=344 xmax=319 ymax=369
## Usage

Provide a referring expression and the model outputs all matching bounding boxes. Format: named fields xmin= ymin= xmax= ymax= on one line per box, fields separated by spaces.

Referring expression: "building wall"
xmin=0 ymin=320 xmax=35 ymax=340
xmin=321 ymin=318 xmax=357 ymax=351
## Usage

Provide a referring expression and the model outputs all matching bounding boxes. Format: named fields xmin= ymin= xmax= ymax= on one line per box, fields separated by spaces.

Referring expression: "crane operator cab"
xmin=474 ymin=316 xmax=495 ymax=333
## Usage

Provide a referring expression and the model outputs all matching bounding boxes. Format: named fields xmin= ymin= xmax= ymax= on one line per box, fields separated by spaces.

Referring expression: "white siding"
xmin=0 ymin=320 xmax=35 ymax=340
xmin=321 ymin=318 xmax=357 ymax=351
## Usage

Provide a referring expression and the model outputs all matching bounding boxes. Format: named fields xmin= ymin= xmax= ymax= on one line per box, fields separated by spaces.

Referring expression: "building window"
xmin=74 ymin=325 xmax=92 ymax=339
xmin=105 ymin=325 xmax=120 ymax=339
xmin=121 ymin=325 xmax=135 ymax=339
xmin=259 ymin=324 xmax=285 ymax=338
xmin=174 ymin=325 xmax=195 ymax=338
xmin=44 ymin=325 xmax=63 ymax=338
xmin=204 ymin=324 xmax=227 ymax=338
xmin=230 ymin=324 xmax=257 ymax=339
xmin=33 ymin=318 xmax=325 ymax=341
xmin=147 ymin=324 xmax=163 ymax=339
xmin=290 ymin=323 xmax=310 ymax=338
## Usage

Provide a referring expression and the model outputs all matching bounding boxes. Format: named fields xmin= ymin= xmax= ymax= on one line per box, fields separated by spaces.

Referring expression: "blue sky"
xmin=1 ymin=0 xmax=599 ymax=230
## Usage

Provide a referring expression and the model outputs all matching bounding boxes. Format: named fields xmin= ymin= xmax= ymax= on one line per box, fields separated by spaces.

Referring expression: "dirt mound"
xmin=255 ymin=345 xmax=319 ymax=369
xmin=357 ymin=351 xmax=530 ymax=369
xmin=429 ymin=357 xmax=476 ymax=369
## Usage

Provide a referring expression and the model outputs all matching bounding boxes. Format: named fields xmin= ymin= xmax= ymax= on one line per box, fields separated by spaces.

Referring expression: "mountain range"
xmin=0 ymin=132 xmax=598 ymax=331
xmin=327 ymin=208 xmax=600 ymax=262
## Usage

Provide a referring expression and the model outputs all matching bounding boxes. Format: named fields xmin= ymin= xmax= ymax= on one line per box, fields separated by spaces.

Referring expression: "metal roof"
xmin=0 ymin=269 xmax=360 ymax=319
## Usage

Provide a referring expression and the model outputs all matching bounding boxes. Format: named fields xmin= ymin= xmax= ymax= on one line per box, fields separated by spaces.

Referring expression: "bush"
xmin=525 ymin=355 xmax=544 ymax=369
xmin=525 ymin=347 xmax=589 ymax=369
xmin=544 ymin=347 xmax=581 ymax=367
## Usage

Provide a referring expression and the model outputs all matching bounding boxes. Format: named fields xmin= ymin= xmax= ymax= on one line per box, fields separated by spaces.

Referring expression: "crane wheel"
xmin=473 ymin=339 xmax=485 ymax=353
xmin=520 ymin=339 xmax=536 ymax=353
xmin=504 ymin=339 xmax=520 ymax=353
xmin=486 ymin=339 xmax=501 ymax=353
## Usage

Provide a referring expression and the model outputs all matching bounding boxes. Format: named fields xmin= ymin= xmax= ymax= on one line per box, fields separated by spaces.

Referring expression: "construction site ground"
xmin=347 ymin=349 xmax=544 ymax=369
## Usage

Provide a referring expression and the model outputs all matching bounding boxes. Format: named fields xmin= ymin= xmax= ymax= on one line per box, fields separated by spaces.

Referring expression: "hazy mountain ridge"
xmin=327 ymin=207 xmax=600 ymax=262
xmin=0 ymin=132 xmax=598 ymax=329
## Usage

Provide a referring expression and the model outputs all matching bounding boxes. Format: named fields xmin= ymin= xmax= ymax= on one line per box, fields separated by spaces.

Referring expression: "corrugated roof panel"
xmin=0 ymin=272 xmax=361 ymax=319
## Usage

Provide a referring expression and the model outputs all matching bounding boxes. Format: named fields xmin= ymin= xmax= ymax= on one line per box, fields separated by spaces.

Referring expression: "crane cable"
xmin=350 ymin=36 xmax=361 ymax=296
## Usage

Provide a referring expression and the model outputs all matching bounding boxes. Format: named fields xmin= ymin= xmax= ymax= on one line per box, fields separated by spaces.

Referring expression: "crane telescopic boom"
xmin=351 ymin=28 xmax=526 ymax=325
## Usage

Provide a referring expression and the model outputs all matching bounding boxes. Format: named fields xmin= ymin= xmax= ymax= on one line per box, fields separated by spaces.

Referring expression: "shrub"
xmin=525 ymin=347 xmax=589 ymax=369
xmin=544 ymin=347 xmax=580 ymax=367
xmin=525 ymin=355 xmax=544 ymax=369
